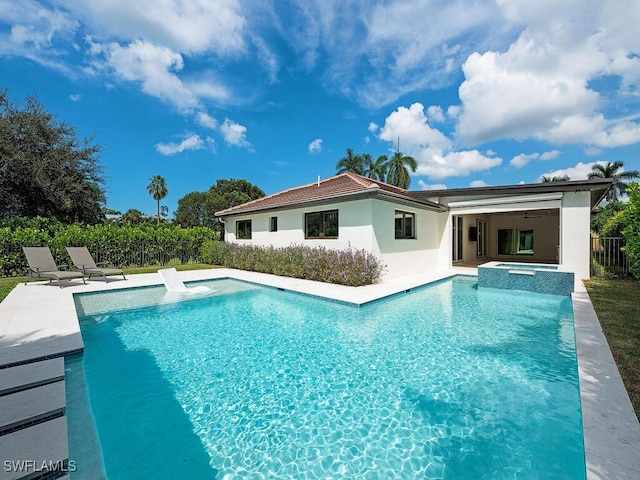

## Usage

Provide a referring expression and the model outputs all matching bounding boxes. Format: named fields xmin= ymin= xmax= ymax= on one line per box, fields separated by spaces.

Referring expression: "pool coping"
xmin=0 ymin=267 xmax=639 ymax=479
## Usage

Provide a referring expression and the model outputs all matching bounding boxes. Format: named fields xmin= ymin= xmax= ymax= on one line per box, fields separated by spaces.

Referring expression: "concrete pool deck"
xmin=0 ymin=267 xmax=639 ymax=479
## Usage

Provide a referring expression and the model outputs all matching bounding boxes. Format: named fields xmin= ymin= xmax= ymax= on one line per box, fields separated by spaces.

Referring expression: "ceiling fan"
xmin=522 ymin=211 xmax=543 ymax=219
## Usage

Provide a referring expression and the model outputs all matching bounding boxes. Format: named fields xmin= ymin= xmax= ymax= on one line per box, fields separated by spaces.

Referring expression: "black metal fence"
xmin=591 ymin=235 xmax=630 ymax=278
xmin=1 ymin=241 xmax=205 ymax=278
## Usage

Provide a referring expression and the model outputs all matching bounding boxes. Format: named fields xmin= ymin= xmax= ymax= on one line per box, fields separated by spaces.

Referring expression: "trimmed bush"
xmin=0 ymin=217 xmax=218 ymax=277
xmin=622 ymin=182 xmax=640 ymax=280
xmin=203 ymin=242 xmax=385 ymax=286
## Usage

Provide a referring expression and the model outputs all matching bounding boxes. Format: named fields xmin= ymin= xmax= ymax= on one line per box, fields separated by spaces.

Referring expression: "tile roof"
xmin=215 ymin=173 xmax=440 ymax=216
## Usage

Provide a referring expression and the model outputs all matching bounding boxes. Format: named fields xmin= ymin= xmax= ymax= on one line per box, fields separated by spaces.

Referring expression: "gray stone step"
xmin=0 ymin=358 xmax=64 ymax=397
xmin=0 ymin=381 xmax=65 ymax=434
xmin=0 ymin=417 xmax=68 ymax=480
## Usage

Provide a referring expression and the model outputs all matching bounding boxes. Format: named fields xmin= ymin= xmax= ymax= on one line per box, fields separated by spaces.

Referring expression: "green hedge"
xmin=622 ymin=183 xmax=640 ymax=280
xmin=0 ymin=218 xmax=218 ymax=277
xmin=202 ymin=241 xmax=385 ymax=286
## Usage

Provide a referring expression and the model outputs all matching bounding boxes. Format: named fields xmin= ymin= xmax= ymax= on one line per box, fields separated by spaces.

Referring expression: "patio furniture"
xmin=22 ymin=247 xmax=86 ymax=288
xmin=158 ymin=268 xmax=213 ymax=294
xmin=66 ymin=247 xmax=126 ymax=282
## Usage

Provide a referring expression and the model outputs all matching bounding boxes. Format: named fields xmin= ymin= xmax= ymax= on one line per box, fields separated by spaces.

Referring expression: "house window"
xmin=395 ymin=210 xmax=416 ymax=239
xmin=305 ymin=210 xmax=338 ymax=239
xmin=236 ymin=220 xmax=252 ymax=239
xmin=498 ymin=228 xmax=534 ymax=255
xmin=269 ymin=216 xmax=278 ymax=232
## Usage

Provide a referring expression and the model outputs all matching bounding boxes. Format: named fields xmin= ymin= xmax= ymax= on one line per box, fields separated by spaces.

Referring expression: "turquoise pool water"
xmin=71 ymin=277 xmax=585 ymax=479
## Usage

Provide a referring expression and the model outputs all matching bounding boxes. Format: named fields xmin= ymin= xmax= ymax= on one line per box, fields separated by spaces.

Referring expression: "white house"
xmin=215 ymin=173 xmax=613 ymax=284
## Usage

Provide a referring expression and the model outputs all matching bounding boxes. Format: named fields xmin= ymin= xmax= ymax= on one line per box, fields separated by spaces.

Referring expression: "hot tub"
xmin=478 ymin=261 xmax=574 ymax=296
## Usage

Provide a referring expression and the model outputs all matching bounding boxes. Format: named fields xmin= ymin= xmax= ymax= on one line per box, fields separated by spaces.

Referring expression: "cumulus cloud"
xmin=377 ymin=103 xmax=502 ymax=180
xmin=427 ymin=105 xmax=445 ymax=123
xmin=155 ymin=133 xmax=204 ymax=155
xmin=455 ymin=1 xmax=640 ymax=148
xmin=539 ymin=161 xmax=599 ymax=182
xmin=308 ymin=138 xmax=323 ymax=153
xmin=220 ymin=118 xmax=250 ymax=147
xmin=469 ymin=180 xmax=488 ymax=188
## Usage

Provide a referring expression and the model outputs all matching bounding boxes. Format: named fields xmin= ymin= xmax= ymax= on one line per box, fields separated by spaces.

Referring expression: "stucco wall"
xmin=223 ymin=198 xmax=447 ymax=279
xmin=560 ymin=191 xmax=592 ymax=283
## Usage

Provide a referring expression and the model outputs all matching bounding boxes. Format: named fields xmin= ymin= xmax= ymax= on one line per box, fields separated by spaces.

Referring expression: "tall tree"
xmin=364 ymin=154 xmax=388 ymax=181
xmin=174 ymin=179 xmax=265 ymax=229
xmin=335 ymin=148 xmax=364 ymax=175
xmin=588 ymin=161 xmax=640 ymax=202
xmin=0 ymin=90 xmax=106 ymax=223
xmin=147 ymin=175 xmax=168 ymax=224
xmin=386 ymin=151 xmax=417 ymax=189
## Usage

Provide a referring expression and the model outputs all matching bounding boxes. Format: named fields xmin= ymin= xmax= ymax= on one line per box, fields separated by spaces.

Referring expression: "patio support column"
xmin=560 ymin=191 xmax=591 ymax=288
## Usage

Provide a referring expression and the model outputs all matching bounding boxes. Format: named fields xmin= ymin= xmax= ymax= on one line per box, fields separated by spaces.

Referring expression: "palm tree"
xmin=541 ymin=175 xmax=570 ymax=182
xmin=147 ymin=175 xmax=168 ymax=224
xmin=587 ymin=161 xmax=640 ymax=202
xmin=386 ymin=151 xmax=417 ymax=189
xmin=335 ymin=148 xmax=364 ymax=175
xmin=364 ymin=154 xmax=388 ymax=181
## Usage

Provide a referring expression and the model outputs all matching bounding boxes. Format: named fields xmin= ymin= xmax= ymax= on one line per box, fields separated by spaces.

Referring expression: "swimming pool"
xmin=70 ymin=276 xmax=585 ymax=479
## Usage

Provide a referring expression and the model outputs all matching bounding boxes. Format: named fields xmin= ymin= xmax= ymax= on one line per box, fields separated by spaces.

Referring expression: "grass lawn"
xmin=584 ymin=277 xmax=640 ymax=420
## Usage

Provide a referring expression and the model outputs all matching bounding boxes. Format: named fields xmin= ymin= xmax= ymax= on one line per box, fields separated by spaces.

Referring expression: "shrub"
xmin=622 ymin=182 xmax=640 ymax=280
xmin=202 ymin=242 xmax=385 ymax=286
xmin=0 ymin=219 xmax=219 ymax=277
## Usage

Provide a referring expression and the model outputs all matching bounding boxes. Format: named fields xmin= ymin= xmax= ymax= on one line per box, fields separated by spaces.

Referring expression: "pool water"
xmin=72 ymin=277 xmax=585 ymax=479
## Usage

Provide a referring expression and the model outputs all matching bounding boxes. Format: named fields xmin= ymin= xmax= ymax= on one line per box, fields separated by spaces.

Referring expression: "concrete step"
xmin=0 ymin=381 xmax=66 ymax=435
xmin=0 ymin=417 xmax=68 ymax=480
xmin=0 ymin=358 xmax=64 ymax=397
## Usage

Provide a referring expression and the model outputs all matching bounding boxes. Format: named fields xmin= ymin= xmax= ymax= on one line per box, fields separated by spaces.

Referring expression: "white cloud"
xmin=65 ymin=0 xmax=246 ymax=56
xmin=368 ymin=122 xmax=379 ymax=133
xmin=418 ymin=180 xmax=447 ymax=190
xmin=540 ymin=150 xmax=561 ymax=160
xmin=69 ymin=93 xmax=82 ymax=102
xmin=469 ymin=180 xmax=488 ymax=188
xmin=90 ymin=39 xmax=199 ymax=113
xmin=377 ymin=103 xmax=502 ymax=180
xmin=539 ymin=161 xmax=599 ymax=182
xmin=155 ymin=133 xmax=204 ymax=155
xmin=510 ymin=153 xmax=539 ymax=169
xmin=455 ymin=1 xmax=640 ymax=148
xmin=220 ymin=118 xmax=250 ymax=147
xmin=427 ymin=105 xmax=445 ymax=123
xmin=195 ymin=112 xmax=217 ymax=130
xmin=308 ymin=138 xmax=323 ymax=153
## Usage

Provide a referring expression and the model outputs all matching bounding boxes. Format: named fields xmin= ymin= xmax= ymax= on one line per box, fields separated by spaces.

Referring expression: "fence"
xmin=590 ymin=235 xmax=630 ymax=278
xmin=0 ymin=241 xmax=206 ymax=278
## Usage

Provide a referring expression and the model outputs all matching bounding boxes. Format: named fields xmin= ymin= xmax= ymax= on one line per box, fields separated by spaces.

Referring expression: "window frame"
xmin=304 ymin=209 xmax=339 ymax=239
xmin=497 ymin=227 xmax=534 ymax=255
xmin=394 ymin=210 xmax=416 ymax=239
xmin=236 ymin=219 xmax=252 ymax=240
xmin=269 ymin=216 xmax=278 ymax=232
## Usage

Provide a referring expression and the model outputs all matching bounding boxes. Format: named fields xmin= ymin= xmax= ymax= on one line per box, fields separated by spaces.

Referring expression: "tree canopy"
xmin=588 ymin=161 xmax=640 ymax=202
xmin=175 ymin=179 xmax=265 ymax=229
xmin=147 ymin=175 xmax=168 ymax=224
xmin=0 ymin=90 xmax=106 ymax=223
xmin=335 ymin=147 xmax=417 ymax=188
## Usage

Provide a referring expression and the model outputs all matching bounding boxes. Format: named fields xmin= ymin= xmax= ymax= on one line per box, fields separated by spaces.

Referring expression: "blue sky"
xmin=2 ymin=0 xmax=640 ymax=216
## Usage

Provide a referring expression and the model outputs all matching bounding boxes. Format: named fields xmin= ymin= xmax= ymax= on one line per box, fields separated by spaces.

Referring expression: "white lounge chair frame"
xmin=158 ymin=268 xmax=213 ymax=294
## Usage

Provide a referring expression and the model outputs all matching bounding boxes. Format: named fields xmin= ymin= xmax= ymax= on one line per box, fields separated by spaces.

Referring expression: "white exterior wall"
xmin=225 ymin=199 xmax=375 ymax=251
xmin=560 ymin=191 xmax=592 ymax=285
xmin=224 ymin=198 xmax=448 ymax=279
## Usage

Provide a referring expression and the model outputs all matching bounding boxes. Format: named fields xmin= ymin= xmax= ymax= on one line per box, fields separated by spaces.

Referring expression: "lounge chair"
xmin=22 ymin=247 xmax=86 ymax=288
xmin=158 ymin=268 xmax=213 ymax=294
xmin=66 ymin=247 xmax=126 ymax=282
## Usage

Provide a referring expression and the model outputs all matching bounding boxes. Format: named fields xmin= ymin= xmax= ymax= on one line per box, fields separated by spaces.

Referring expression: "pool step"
xmin=0 ymin=358 xmax=70 ymax=480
